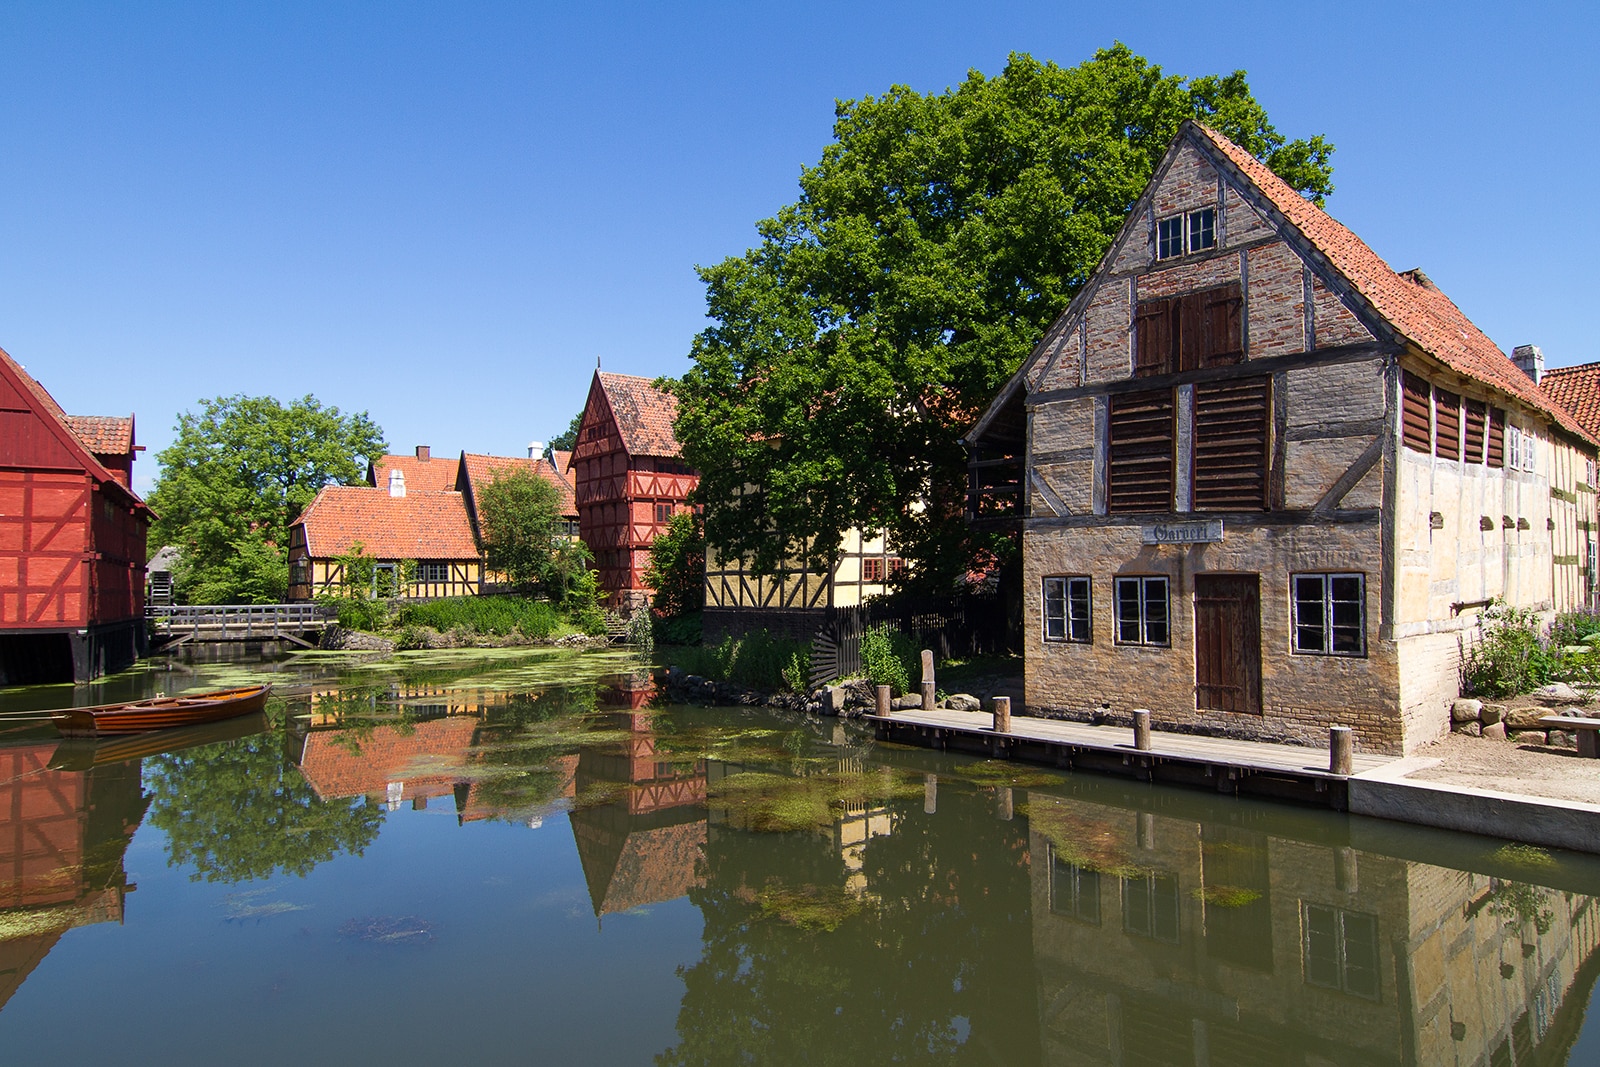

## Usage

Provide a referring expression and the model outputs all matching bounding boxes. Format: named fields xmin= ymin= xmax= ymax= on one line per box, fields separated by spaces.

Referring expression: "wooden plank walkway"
xmin=867 ymin=708 xmax=1396 ymax=810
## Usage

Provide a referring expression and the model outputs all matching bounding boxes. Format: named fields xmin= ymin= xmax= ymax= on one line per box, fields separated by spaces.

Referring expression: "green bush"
xmin=859 ymin=624 xmax=918 ymax=696
xmin=396 ymin=596 xmax=560 ymax=638
xmin=654 ymin=611 xmax=703 ymax=647
xmin=1550 ymin=609 xmax=1600 ymax=648
xmin=322 ymin=595 xmax=386 ymax=633
xmin=1461 ymin=602 xmax=1557 ymax=698
xmin=782 ymin=649 xmax=809 ymax=694
xmin=672 ymin=630 xmax=810 ymax=692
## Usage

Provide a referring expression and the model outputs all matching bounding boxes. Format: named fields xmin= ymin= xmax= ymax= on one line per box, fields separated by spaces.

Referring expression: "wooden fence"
xmin=147 ymin=603 xmax=335 ymax=646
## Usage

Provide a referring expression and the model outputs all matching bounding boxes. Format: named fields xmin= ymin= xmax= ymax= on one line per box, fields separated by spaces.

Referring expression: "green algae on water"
xmin=756 ymin=884 xmax=865 ymax=932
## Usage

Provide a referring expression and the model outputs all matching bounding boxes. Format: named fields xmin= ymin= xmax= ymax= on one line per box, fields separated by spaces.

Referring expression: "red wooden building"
xmin=0 ymin=347 xmax=151 ymax=684
xmin=572 ymin=371 xmax=698 ymax=610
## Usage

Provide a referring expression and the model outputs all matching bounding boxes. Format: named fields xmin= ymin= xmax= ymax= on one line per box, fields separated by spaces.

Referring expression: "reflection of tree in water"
xmin=659 ymin=781 xmax=1040 ymax=1066
xmin=145 ymin=730 xmax=383 ymax=882
xmin=461 ymin=684 xmax=607 ymax=820
xmin=1488 ymin=879 xmax=1555 ymax=936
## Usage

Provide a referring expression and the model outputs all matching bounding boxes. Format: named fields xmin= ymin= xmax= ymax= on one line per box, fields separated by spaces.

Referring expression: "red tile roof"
xmin=597 ymin=372 xmax=682 ymax=458
xmin=1192 ymin=123 xmax=1595 ymax=446
xmin=1541 ymin=363 xmax=1600 ymax=441
xmin=293 ymin=486 xmax=479 ymax=559
xmin=551 ymin=449 xmax=573 ymax=476
xmin=458 ymin=453 xmax=577 ymax=517
xmin=370 ymin=453 xmax=461 ymax=493
xmin=62 ymin=415 xmax=133 ymax=456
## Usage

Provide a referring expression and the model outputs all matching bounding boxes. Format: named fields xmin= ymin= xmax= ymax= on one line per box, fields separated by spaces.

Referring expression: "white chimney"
xmin=1513 ymin=344 xmax=1545 ymax=384
xmin=388 ymin=468 xmax=406 ymax=498
xmin=528 ymin=439 xmax=545 ymax=459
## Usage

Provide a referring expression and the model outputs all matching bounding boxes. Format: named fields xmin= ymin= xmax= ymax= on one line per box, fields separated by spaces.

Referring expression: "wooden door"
xmin=1194 ymin=574 xmax=1261 ymax=714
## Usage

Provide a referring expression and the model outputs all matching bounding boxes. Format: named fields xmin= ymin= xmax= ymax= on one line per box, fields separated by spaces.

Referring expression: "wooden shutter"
xmin=1463 ymin=399 xmax=1486 ymax=464
xmin=1434 ymin=388 xmax=1461 ymax=461
xmin=1193 ymin=377 xmax=1271 ymax=510
xmin=1108 ymin=389 xmax=1175 ymax=513
xmin=1178 ymin=291 xmax=1205 ymax=371
xmin=1134 ymin=298 xmax=1175 ymax=377
xmin=1487 ymin=407 xmax=1505 ymax=467
xmin=1200 ymin=283 xmax=1244 ymax=366
xmin=1402 ymin=373 xmax=1432 ymax=453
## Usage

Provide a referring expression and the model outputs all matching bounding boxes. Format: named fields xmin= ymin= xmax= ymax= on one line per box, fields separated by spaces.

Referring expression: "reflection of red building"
xmin=296 ymin=718 xmax=480 ymax=810
xmin=0 ymin=743 xmax=146 ymax=1011
xmin=569 ymin=710 xmax=707 ymax=917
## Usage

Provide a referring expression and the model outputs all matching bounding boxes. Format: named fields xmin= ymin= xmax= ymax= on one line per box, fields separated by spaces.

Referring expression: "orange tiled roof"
xmin=62 ymin=415 xmax=133 ymax=455
xmin=459 ymin=453 xmax=576 ymax=517
xmin=293 ymin=486 xmax=479 ymax=559
xmin=597 ymin=372 xmax=682 ymax=458
xmin=1541 ymin=362 xmax=1600 ymax=441
xmin=370 ymin=453 xmax=460 ymax=493
xmin=551 ymin=449 xmax=573 ymax=476
xmin=296 ymin=718 xmax=479 ymax=803
xmin=1192 ymin=123 xmax=1595 ymax=446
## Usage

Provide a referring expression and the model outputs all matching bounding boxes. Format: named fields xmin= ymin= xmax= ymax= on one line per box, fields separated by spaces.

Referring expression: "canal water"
xmin=1 ymin=646 xmax=1599 ymax=1065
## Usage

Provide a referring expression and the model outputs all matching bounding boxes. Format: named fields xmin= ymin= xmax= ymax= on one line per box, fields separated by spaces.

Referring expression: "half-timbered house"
xmin=967 ymin=121 xmax=1598 ymax=755
xmin=0 ymin=347 xmax=151 ymax=684
xmin=572 ymin=371 xmax=699 ymax=610
xmin=287 ymin=484 xmax=482 ymax=600
xmin=702 ymin=529 xmax=905 ymax=640
xmin=368 ymin=445 xmax=460 ymax=494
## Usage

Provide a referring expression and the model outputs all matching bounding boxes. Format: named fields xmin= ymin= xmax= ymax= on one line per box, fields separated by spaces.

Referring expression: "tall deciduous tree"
xmin=644 ymin=510 xmax=705 ymax=618
xmin=672 ymin=45 xmax=1333 ymax=588
xmin=149 ymin=394 xmax=385 ymax=603
xmin=477 ymin=467 xmax=564 ymax=591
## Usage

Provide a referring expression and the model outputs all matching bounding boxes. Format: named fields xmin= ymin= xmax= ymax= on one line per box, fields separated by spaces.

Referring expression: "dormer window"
xmin=1156 ymin=207 xmax=1216 ymax=260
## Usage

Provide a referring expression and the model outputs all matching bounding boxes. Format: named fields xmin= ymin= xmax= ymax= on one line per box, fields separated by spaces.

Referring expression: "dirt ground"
xmin=1405 ymin=731 xmax=1600 ymax=805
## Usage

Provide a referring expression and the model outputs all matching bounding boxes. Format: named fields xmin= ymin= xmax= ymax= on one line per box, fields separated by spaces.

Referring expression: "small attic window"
xmin=1156 ymin=208 xmax=1216 ymax=260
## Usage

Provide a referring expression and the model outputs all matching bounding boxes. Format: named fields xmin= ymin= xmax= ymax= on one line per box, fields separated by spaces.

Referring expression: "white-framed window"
xmin=1156 ymin=207 xmax=1217 ymax=260
xmin=1302 ymin=903 xmax=1380 ymax=999
xmin=415 ymin=561 xmax=451 ymax=583
xmin=1292 ymin=573 xmax=1366 ymax=656
xmin=1043 ymin=576 xmax=1092 ymax=643
xmin=1506 ymin=424 xmax=1539 ymax=472
xmin=1114 ymin=576 xmax=1170 ymax=646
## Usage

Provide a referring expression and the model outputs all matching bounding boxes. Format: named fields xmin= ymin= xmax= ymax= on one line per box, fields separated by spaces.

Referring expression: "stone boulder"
xmin=1481 ymin=722 xmax=1507 ymax=742
xmin=1532 ymin=682 xmax=1584 ymax=706
xmin=1505 ymin=705 xmax=1556 ymax=730
xmin=891 ymin=695 xmax=924 ymax=711
xmin=941 ymin=693 xmax=981 ymax=712
xmin=1451 ymin=698 xmax=1483 ymax=723
xmin=1452 ymin=720 xmax=1482 ymax=737
xmin=1479 ymin=703 xmax=1505 ymax=726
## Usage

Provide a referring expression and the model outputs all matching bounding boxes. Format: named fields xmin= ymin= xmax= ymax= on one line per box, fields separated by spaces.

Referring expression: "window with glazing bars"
xmin=1043 ymin=576 xmax=1091 ymax=643
xmin=1292 ymin=573 xmax=1365 ymax=656
xmin=1049 ymin=847 xmax=1102 ymax=923
xmin=415 ymin=561 xmax=451 ymax=583
xmin=1122 ymin=872 xmax=1180 ymax=942
xmin=1115 ymin=576 xmax=1169 ymax=646
xmin=1303 ymin=904 xmax=1380 ymax=999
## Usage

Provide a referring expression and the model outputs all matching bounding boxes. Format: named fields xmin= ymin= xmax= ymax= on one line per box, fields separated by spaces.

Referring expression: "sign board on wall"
xmin=1141 ymin=519 xmax=1224 ymax=545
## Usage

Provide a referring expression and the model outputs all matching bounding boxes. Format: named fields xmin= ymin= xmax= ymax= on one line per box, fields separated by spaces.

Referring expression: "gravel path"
xmin=1406 ymin=732 xmax=1600 ymax=806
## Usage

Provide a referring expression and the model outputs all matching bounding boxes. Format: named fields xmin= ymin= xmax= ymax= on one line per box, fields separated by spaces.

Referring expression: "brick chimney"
xmin=1512 ymin=345 xmax=1545 ymax=384
xmin=415 ymin=445 xmax=431 ymax=461
xmin=388 ymin=468 xmax=406 ymax=498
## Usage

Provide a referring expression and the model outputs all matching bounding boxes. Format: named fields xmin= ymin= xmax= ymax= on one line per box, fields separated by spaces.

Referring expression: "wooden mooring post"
xmin=1329 ymin=725 xmax=1354 ymax=775
xmin=876 ymin=685 xmax=891 ymax=717
xmin=1132 ymin=708 xmax=1152 ymax=751
xmin=920 ymin=649 xmax=935 ymax=711
xmin=991 ymin=695 xmax=1011 ymax=733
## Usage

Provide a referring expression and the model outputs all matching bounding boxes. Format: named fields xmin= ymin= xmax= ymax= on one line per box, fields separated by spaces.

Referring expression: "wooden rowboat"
xmin=50 ymin=685 xmax=271 ymax=738
xmin=49 ymin=711 xmax=270 ymax=769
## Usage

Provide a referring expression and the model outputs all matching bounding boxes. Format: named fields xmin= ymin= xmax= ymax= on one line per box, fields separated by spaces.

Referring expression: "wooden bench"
xmin=1537 ymin=716 xmax=1600 ymax=757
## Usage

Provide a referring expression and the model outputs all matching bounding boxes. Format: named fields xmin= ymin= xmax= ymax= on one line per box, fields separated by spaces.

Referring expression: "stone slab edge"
xmin=1348 ymin=768 xmax=1600 ymax=855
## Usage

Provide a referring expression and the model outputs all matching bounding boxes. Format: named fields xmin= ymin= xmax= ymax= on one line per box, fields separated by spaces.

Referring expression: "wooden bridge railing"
xmin=147 ymin=603 xmax=335 ymax=644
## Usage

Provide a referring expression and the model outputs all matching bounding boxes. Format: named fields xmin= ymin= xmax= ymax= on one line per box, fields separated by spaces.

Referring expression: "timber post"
xmin=992 ymin=695 xmax=1011 ymax=733
xmin=923 ymin=773 xmax=938 ymax=814
xmin=876 ymin=685 xmax=891 ymax=718
xmin=1329 ymin=726 xmax=1354 ymax=775
xmin=920 ymin=649 xmax=935 ymax=711
xmin=1132 ymin=708 xmax=1152 ymax=751
xmin=995 ymin=787 xmax=1013 ymax=821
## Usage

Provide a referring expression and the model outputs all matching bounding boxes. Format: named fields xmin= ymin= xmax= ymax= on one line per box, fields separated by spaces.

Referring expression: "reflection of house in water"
xmin=1026 ymin=794 xmax=1600 ymax=1065
xmin=569 ymin=708 xmax=708 ymax=918
xmin=0 ymin=744 xmax=146 ymax=1012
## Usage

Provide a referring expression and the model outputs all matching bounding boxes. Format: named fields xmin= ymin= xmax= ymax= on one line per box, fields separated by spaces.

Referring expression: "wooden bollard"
xmin=992 ymin=695 xmax=1012 ymax=733
xmin=876 ymin=685 xmax=891 ymax=717
xmin=1329 ymin=725 xmax=1354 ymax=776
xmin=1132 ymin=708 xmax=1151 ymax=751
xmin=924 ymin=773 xmax=938 ymax=814
xmin=920 ymin=649 xmax=936 ymax=711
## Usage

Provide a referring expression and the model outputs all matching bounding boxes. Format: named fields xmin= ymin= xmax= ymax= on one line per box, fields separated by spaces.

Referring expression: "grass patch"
xmin=1491 ymin=843 xmax=1558 ymax=870
xmin=671 ymin=630 xmax=811 ymax=692
xmin=756 ymin=884 xmax=865 ymax=932
xmin=396 ymin=596 xmax=564 ymax=639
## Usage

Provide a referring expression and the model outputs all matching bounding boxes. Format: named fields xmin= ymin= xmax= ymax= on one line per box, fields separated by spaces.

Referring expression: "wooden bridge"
xmin=147 ymin=604 xmax=334 ymax=649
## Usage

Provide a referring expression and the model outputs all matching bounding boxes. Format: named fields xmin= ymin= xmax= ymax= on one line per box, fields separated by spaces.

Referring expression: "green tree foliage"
xmin=477 ymin=467 xmax=563 ymax=590
xmin=149 ymin=394 xmax=385 ymax=603
xmin=145 ymin=727 xmax=384 ymax=882
xmin=546 ymin=412 xmax=583 ymax=452
xmin=672 ymin=45 xmax=1334 ymax=588
xmin=644 ymin=510 xmax=706 ymax=617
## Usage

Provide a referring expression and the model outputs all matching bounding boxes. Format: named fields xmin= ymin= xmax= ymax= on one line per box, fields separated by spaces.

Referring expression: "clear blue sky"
xmin=1 ymin=2 xmax=1594 ymax=494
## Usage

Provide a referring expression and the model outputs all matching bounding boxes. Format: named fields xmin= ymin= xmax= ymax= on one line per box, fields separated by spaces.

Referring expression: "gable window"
xmin=1134 ymin=283 xmax=1243 ymax=376
xmin=1292 ymin=573 xmax=1365 ymax=656
xmin=1156 ymin=207 xmax=1216 ymax=260
xmin=415 ymin=561 xmax=451 ymax=583
xmin=1043 ymin=576 xmax=1091 ymax=643
xmin=1115 ymin=576 xmax=1170 ymax=646
xmin=1303 ymin=904 xmax=1380 ymax=999
xmin=1108 ymin=390 xmax=1176 ymax=512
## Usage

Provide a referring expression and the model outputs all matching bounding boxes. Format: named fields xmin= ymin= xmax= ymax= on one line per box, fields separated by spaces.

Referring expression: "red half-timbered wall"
xmin=573 ymin=376 xmax=698 ymax=606
xmin=0 ymin=367 xmax=148 ymax=632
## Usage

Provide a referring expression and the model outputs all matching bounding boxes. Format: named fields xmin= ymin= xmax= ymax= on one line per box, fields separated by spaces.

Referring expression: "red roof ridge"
xmin=1187 ymin=121 xmax=1595 ymax=447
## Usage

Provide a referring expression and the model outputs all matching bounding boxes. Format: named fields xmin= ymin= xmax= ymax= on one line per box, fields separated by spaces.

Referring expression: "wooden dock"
xmin=867 ymin=708 xmax=1395 ymax=810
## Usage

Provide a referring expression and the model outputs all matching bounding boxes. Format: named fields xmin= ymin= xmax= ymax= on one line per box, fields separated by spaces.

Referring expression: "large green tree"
xmin=672 ymin=45 xmax=1334 ymax=587
xmin=478 ymin=466 xmax=566 ymax=590
xmin=149 ymin=394 xmax=385 ymax=603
